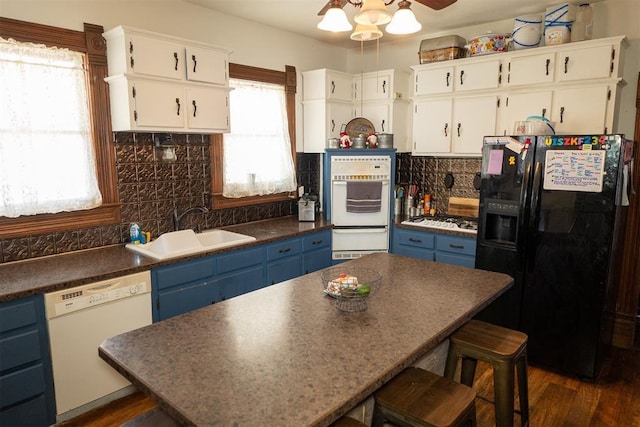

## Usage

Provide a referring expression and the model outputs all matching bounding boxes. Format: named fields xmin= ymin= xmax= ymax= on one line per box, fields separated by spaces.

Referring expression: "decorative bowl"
xmin=321 ymin=266 xmax=382 ymax=312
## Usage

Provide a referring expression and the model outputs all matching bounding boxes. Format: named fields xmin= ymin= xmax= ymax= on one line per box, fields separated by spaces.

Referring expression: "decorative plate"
xmin=345 ymin=117 xmax=375 ymax=138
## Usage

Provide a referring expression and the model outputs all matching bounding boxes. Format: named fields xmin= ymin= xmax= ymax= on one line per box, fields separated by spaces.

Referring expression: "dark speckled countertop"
xmin=0 ymin=216 xmax=331 ymax=302
xmin=99 ymin=253 xmax=512 ymax=427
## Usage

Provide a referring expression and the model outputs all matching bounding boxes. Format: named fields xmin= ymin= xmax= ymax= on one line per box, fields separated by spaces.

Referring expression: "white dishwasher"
xmin=44 ymin=271 xmax=152 ymax=421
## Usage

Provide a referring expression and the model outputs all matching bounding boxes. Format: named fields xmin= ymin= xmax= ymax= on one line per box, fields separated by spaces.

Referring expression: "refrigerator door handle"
xmin=519 ymin=161 xmax=532 ymax=228
xmin=529 ymin=161 xmax=543 ymax=228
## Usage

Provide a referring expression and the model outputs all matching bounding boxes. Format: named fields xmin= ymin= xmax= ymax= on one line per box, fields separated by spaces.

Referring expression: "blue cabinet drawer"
xmin=0 ymin=330 xmax=41 ymax=372
xmin=395 ymin=228 xmax=435 ymax=249
xmin=217 ymin=247 xmax=265 ymax=274
xmin=219 ymin=265 xmax=266 ymax=299
xmin=0 ymin=394 xmax=50 ymax=426
xmin=0 ymin=363 xmax=46 ymax=408
xmin=154 ymin=257 xmax=216 ymax=290
xmin=157 ymin=281 xmax=218 ymax=321
xmin=436 ymin=235 xmax=476 ymax=256
xmin=0 ymin=299 xmax=37 ymax=333
xmin=267 ymin=238 xmax=301 ymax=261
xmin=301 ymin=230 xmax=331 ymax=251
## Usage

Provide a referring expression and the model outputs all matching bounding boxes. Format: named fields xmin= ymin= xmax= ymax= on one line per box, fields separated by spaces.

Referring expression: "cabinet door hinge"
xmin=132 ymin=86 xmax=136 ymax=98
xmin=134 ymin=110 xmax=138 ymax=122
xmin=156 ymin=298 xmax=160 ymax=310
xmin=497 ymin=98 xmax=501 ymax=108
xmin=607 ymin=89 xmax=612 ymax=100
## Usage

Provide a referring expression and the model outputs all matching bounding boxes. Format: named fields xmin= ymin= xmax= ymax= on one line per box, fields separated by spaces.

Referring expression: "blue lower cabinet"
xmin=301 ymin=230 xmax=332 ymax=274
xmin=266 ymin=238 xmax=302 ymax=285
xmin=152 ymin=256 xmax=218 ymax=322
xmin=392 ymin=226 xmax=476 ymax=267
xmin=435 ymin=235 xmax=476 ymax=268
xmin=0 ymin=296 xmax=56 ymax=425
xmin=391 ymin=227 xmax=436 ymax=261
xmin=217 ymin=246 xmax=267 ymax=298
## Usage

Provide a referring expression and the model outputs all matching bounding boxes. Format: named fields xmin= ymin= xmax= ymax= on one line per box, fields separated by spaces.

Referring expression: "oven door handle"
xmin=333 ymin=228 xmax=388 ymax=234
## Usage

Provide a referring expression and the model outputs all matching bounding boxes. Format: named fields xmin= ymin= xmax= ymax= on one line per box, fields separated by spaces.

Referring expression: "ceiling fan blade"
xmin=415 ymin=0 xmax=457 ymax=10
xmin=318 ymin=0 xmax=348 ymax=16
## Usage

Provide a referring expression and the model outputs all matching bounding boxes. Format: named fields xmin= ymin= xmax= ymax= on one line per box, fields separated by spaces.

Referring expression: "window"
xmin=212 ymin=64 xmax=297 ymax=209
xmin=0 ymin=37 xmax=102 ymax=217
xmin=0 ymin=18 xmax=119 ymax=238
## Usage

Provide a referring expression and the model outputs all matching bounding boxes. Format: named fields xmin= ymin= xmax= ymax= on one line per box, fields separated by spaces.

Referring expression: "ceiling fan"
xmin=318 ymin=0 xmax=457 ymax=16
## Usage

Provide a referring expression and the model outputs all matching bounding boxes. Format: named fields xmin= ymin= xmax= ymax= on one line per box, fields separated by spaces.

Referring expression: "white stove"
xmin=401 ymin=215 xmax=478 ymax=235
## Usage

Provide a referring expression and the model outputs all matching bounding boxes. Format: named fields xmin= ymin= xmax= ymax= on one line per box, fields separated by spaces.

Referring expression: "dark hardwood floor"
xmin=61 ymin=345 xmax=640 ymax=427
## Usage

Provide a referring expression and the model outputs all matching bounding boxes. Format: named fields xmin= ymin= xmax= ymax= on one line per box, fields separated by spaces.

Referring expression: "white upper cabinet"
xmin=302 ymin=69 xmax=353 ymax=102
xmin=184 ymin=46 xmax=228 ymax=85
xmin=414 ymin=66 xmax=454 ymax=95
xmin=103 ymin=25 xmax=231 ymax=133
xmin=455 ymin=59 xmax=502 ymax=92
xmin=506 ymin=52 xmax=555 ymax=87
xmin=410 ymin=36 xmax=626 ymax=156
xmin=354 ymin=69 xmax=408 ymax=101
xmin=555 ymin=44 xmax=616 ymax=82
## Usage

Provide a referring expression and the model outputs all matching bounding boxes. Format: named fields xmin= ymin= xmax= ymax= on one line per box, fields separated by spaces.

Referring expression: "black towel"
xmin=346 ymin=181 xmax=382 ymax=213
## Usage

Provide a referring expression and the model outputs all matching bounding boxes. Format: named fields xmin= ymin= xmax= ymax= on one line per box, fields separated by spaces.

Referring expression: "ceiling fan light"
xmin=317 ymin=7 xmax=354 ymax=32
xmin=350 ymin=23 xmax=383 ymax=41
xmin=354 ymin=0 xmax=393 ymax=26
xmin=386 ymin=2 xmax=422 ymax=35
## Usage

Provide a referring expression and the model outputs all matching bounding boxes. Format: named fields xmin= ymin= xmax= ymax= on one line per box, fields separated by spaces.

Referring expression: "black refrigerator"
xmin=475 ymin=134 xmax=629 ymax=380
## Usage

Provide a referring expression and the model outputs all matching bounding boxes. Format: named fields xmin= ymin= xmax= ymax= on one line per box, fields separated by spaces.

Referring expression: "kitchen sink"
xmin=125 ymin=229 xmax=256 ymax=260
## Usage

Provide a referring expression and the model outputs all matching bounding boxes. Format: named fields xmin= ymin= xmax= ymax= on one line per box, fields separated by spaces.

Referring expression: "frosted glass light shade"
xmin=317 ymin=8 xmax=353 ymax=32
xmin=354 ymin=0 xmax=392 ymax=26
xmin=386 ymin=7 xmax=422 ymax=34
xmin=350 ymin=23 xmax=383 ymax=41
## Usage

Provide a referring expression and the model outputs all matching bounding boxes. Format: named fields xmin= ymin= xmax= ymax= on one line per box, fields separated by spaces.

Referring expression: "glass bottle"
xmin=572 ymin=3 xmax=593 ymax=42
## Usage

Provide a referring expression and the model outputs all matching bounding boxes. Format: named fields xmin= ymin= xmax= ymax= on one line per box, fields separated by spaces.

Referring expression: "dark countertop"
xmin=99 ymin=252 xmax=512 ymax=427
xmin=0 ymin=216 xmax=331 ymax=302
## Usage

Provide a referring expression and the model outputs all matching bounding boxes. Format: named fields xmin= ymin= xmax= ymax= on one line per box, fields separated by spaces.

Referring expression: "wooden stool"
xmin=372 ymin=367 xmax=477 ymax=427
xmin=330 ymin=416 xmax=368 ymax=427
xmin=444 ymin=320 xmax=529 ymax=427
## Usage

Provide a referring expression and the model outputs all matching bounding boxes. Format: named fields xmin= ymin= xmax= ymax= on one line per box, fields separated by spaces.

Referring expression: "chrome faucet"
xmin=172 ymin=206 xmax=209 ymax=231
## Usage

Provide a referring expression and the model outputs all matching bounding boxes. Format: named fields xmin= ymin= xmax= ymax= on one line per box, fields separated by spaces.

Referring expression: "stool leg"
xmin=493 ymin=360 xmax=515 ymax=427
xmin=517 ymin=353 xmax=530 ymax=427
xmin=460 ymin=357 xmax=477 ymax=387
xmin=444 ymin=341 xmax=460 ymax=381
xmin=371 ymin=402 xmax=385 ymax=427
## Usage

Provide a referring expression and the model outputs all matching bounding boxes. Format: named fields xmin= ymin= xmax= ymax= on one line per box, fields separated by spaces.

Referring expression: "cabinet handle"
xmin=175 ymin=98 xmax=181 ymax=116
xmin=312 ymin=240 xmax=323 ymax=245
xmin=446 ymin=72 xmax=450 ymax=87
xmin=560 ymin=106 xmax=565 ymax=123
xmin=460 ymin=69 xmax=465 ymax=85
xmin=542 ymin=108 xmax=547 ymax=118
xmin=192 ymin=100 xmax=197 ymax=117
xmin=331 ymin=119 xmax=336 ymax=132
xmin=331 ymin=80 xmax=335 ymax=94
xmin=381 ymin=119 xmax=385 ymax=132
xmin=408 ymin=238 xmax=422 ymax=243
xmin=279 ymin=247 xmax=291 ymax=254
xmin=192 ymin=54 xmax=197 ymax=73
xmin=130 ymin=56 xmax=134 ymax=69
xmin=564 ymin=56 xmax=569 ymax=74
xmin=382 ymin=80 xmax=387 ymax=93
xmin=449 ymin=244 xmax=464 ymax=249
xmin=457 ymin=122 xmax=461 ymax=137
xmin=129 ymin=41 xmax=134 ymax=54
xmin=174 ymin=52 xmax=179 ymax=71
xmin=444 ymin=123 xmax=448 ymax=137
xmin=545 ymin=58 xmax=551 ymax=75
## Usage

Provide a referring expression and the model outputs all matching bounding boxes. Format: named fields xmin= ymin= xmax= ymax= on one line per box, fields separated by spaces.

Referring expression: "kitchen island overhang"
xmin=99 ymin=253 xmax=513 ymax=426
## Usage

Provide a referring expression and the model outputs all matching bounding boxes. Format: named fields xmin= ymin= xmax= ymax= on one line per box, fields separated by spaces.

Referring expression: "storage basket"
xmin=419 ymin=35 xmax=466 ymax=64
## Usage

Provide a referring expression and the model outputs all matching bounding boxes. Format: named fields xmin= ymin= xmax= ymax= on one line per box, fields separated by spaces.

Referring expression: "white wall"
xmin=345 ymin=0 xmax=639 ymax=139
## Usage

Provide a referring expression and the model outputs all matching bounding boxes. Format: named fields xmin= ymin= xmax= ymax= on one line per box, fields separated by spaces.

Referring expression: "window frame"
xmin=0 ymin=18 xmax=119 ymax=238
xmin=211 ymin=63 xmax=297 ymax=210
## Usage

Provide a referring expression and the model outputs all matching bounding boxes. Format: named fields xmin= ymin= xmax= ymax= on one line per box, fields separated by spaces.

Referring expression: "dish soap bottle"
xmin=129 ymin=223 xmax=141 ymax=244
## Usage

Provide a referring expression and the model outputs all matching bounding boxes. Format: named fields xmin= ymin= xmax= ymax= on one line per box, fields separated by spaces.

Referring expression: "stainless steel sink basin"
xmin=125 ymin=229 xmax=256 ymax=260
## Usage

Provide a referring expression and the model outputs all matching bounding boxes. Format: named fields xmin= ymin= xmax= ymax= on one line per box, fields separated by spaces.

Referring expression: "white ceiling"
xmin=182 ymin=0 xmax=602 ymax=48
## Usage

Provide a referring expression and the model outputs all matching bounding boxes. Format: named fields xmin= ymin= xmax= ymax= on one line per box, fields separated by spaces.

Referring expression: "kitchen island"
xmin=99 ymin=253 xmax=512 ymax=426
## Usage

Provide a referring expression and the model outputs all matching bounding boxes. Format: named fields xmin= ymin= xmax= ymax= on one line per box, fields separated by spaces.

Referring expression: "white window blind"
xmin=0 ymin=37 xmax=102 ymax=218
xmin=222 ymin=78 xmax=296 ymax=198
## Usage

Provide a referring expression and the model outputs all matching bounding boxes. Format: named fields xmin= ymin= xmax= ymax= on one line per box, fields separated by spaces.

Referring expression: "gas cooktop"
xmin=401 ymin=215 xmax=478 ymax=234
